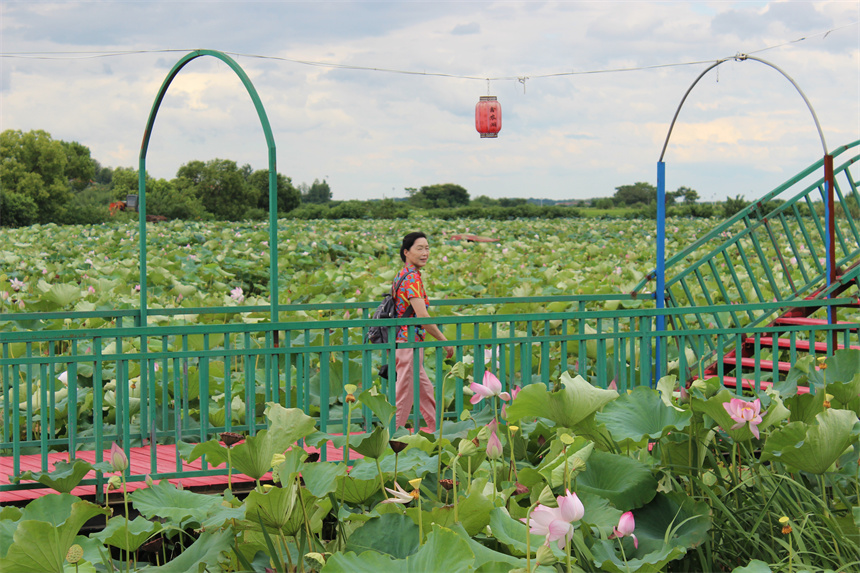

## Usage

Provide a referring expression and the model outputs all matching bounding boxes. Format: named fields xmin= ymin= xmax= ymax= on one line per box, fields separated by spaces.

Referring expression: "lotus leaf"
xmin=762 ymin=408 xmax=860 ymax=474
xmin=344 ymin=513 xmax=419 ymax=559
xmin=575 ymin=449 xmax=658 ymax=511
xmin=14 ymin=459 xmax=110 ymax=494
xmin=130 ymin=480 xmax=222 ymax=526
xmin=596 ymin=386 xmax=692 ymax=445
xmin=504 ymin=371 xmax=618 ymax=428
xmin=136 ymin=528 xmax=234 ymax=573
xmin=1 ymin=494 xmax=108 ymax=573
xmin=323 ymin=525 xmax=475 ymax=573
xmin=92 ymin=515 xmax=162 ymax=552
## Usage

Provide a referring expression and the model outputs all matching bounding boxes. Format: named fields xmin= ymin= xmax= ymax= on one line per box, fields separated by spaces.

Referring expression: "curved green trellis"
xmin=137 ymin=49 xmax=279 ymax=326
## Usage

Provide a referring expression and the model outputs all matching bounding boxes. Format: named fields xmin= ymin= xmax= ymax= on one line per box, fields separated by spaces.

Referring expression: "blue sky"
xmin=2 ymin=1 xmax=858 ymax=202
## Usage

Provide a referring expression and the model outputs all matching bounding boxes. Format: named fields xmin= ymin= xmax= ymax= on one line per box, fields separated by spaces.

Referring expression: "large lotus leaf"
xmin=14 ymin=460 xmax=108 ymax=494
xmin=93 ymin=515 xmax=162 ymax=552
xmin=632 ymin=490 xmax=711 ymax=552
xmin=446 ymin=523 xmax=556 ymax=573
xmin=692 ymin=389 xmax=788 ymax=442
xmin=596 ymin=386 xmax=692 ymax=445
xmin=825 ymin=350 xmax=860 ymax=404
xmin=301 ymin=460 xmax=348 ymax=497
xmin=504 ymin=371 xmax=617 ymax=428
xmin=578 ymin=491 xmax=623 ymax=537
xmin=762 ymin=409 xmax=860 ymax=474
xmin=348 ymin=448 xmax=438 ymax=481
xmin=244 ymin=482 xmax=297 ymax=531
xmin=487 ymin=507 xmax=566 ymax=560
xmin=130 ymin=480 xmax=222 ymax=526
xmin=415 ymin=489 xmax=494 ymax=537
xmin=202 ymin=404 xmax=315 ymax=479
xmin=590 ymin=540 xmax=684 ymax=573
xmin=358 ymin=389 xmax=397 ymax=426
xmin=179 ymin=439 xmax=228 ymax=468
xmin=336 ymin=475 xmax=380 ymax=505
xmin=784 ymin=391 xmax=826 ymax=425
xmin=826 ymin=349 xmax=860 ymax=383
xmin=322 ymin=525 xmax=474 ymax=573
xmin=350 ymin=425 xmax=390 ymax=460
xmin=264 ymin=403 xmax=319 ymax=451
xmin=42 ymin=283 xmax=81 ymax=308
xmin=137 ymin=528 xmax=234 ymax=573
xmin=228 ymin=430 xmax=280 ymax=479
xmin=575 ymin=449 xmax=658 ymax=511
xmin=2 ymin=496 xmax=109 ymax=573
xmin=344 ymin=513 xmax=419 ymax=559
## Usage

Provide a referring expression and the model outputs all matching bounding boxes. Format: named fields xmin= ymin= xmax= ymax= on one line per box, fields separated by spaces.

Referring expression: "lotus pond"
xmin=2 ymin=347 xmax=860 ymax=573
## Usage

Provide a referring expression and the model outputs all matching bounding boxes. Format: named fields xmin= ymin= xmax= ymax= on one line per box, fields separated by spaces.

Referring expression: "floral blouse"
xmin=393 ymin=264 xmax=429 ymax=342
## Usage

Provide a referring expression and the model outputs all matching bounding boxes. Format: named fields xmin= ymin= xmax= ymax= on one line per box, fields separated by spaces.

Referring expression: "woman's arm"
xmin=409 ymin=297 xmax=454 ymax=359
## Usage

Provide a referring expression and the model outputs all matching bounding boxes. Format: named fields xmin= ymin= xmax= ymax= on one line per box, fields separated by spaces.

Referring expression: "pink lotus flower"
xmin=610 ymin=511 xmax=638 ymax=548
xmin=521 ymin=490 xmax=585 ymax=549
xmin=470 ymin=371 xmax=511 ymax=405
xmin=723 ymin=397 xmax=765 ymax=439
xmin=230 ymin=287 xmax=244 ymax=303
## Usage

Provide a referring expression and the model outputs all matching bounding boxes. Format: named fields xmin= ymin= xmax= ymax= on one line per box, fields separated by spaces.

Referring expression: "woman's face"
xmin=404 ymin=237 xmax=430 ymax=269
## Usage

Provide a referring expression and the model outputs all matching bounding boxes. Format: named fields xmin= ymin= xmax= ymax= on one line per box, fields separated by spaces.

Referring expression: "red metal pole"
xmin=825 ymin=154 xmax=836 ymax=350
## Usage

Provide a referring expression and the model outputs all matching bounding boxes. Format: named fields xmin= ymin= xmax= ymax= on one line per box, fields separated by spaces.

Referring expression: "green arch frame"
xmin=137 ymin=49 xmax=279 ymax=325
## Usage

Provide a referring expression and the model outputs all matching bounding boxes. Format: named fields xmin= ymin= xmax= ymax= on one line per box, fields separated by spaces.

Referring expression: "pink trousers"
xmin=395 ymin=348 xmax=436 ymax=432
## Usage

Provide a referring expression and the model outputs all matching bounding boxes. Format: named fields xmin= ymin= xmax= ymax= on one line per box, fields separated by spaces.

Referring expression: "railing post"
xmin=656 ymin=161 xmax=666 ymax=383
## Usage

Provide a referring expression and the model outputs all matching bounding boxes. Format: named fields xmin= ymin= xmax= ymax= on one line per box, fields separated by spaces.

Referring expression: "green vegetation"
xmin=3 ymin=128 xmax=774 ymax=229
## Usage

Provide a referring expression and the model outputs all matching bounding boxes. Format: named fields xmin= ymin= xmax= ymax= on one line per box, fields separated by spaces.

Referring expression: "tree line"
xmin=2 ymin=129 xmax=767 ymax=228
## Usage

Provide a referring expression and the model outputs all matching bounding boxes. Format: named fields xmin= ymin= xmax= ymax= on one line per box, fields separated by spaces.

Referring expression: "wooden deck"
xmin=1 ymin=439 xmax=354 ymax=504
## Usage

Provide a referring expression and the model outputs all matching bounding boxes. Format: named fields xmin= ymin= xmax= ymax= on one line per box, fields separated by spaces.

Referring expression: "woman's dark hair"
xmin=400 ymin=231 xmax=427 ymax=262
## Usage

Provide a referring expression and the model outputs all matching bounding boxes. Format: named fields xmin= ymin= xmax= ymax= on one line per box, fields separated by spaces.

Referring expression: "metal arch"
xmin=658 ymin=54 xmax=829 ymax=162
xmin=137 ymin=49 xmax=279 ymax=328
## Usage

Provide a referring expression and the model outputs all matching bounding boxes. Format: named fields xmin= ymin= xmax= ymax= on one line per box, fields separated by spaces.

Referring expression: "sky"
xmin=2 ymin=1 xmax=859 ymax=203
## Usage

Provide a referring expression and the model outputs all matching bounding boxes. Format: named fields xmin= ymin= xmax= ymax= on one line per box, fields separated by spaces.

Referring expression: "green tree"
xmin=61 ymin=141 xmax=97 ymax=192
xmin=613 ymin=182 xmax=657 ymax=206
xmin=410 ymin=183 xmax=470 ymax=208
xmin=0 ymin=129 xmax=73 ymax=225
xmin=248 ymin=169 xmax=301 ymax=214
xmin=722 ymin=194 xmax=749 ymax=218
xmin=176 ymin=158 xmax=260 ymax=220
xmin=676 ymin=186 xmax=700 ymax=205
xmin=303 ymin=178 xmax=332 ymax=204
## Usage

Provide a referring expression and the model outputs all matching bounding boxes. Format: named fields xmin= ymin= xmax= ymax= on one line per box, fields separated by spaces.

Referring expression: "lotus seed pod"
xmin=66 ymin=544 xmax=83 ymax=564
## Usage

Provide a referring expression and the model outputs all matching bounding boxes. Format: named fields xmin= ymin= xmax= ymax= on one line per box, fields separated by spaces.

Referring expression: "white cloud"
xmin=1 ymin=1 xmax=857 ymax=201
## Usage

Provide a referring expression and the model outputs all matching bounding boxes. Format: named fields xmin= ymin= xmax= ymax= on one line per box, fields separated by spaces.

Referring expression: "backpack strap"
xmin=391 ymin=270 xmax=417 ymax=319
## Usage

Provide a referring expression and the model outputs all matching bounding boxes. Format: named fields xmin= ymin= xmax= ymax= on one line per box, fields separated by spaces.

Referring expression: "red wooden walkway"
xmin=1 ymin=439 xmax=354 ymax=504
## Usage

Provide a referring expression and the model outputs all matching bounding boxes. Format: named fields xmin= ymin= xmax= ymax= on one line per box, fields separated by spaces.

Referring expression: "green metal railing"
xmin=2 ymin=296 xmax=856 ymax=495
xmin=634 ymin=140 xmax=860 ymax=359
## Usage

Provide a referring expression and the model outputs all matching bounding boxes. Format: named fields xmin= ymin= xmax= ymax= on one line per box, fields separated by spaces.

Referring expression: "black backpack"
xmin=366 ymin=270 xmax=416 ymax=345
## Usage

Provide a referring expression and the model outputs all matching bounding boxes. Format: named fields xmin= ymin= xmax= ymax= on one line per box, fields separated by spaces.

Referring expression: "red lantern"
xmin=475 ymin=95 xmax=501 ymax=138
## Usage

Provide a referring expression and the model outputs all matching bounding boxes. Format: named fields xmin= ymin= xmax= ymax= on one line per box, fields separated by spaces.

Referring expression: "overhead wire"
xmin=1 ymin=20 xmax=856 ymax=83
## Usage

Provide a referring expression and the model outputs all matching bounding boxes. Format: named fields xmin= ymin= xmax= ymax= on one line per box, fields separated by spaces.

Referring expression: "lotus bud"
xmin=145 ymin=474 xmax=154 ymax=487
xmin=486 ymin=430 xmax=503 ymax=460
xmin=535 ymin=544 xmax=556 ymax=565
xmin=110 ymin=443 xmax=128 ymax=472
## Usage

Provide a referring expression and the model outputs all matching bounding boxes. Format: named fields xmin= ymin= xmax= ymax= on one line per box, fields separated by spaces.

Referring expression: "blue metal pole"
xmin=656 ymin=161 xmax=666 ymax=383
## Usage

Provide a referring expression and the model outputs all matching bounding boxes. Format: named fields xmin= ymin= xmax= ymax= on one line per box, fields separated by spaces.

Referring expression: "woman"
xmin=393 ymin=231 xmax=454 ymax=432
